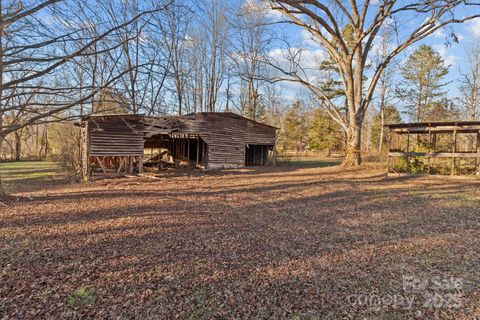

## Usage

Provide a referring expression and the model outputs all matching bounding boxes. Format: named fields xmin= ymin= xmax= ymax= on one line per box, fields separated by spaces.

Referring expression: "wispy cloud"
xmin=432 ymin=28 xmax=447 ymax=39
xmin=432 ymin=44 xmax=459 ymax=67
xmin=466 ymin=18 xmax=480 ymax=38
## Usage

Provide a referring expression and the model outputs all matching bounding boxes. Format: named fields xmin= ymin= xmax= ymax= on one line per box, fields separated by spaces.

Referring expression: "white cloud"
xmin=466 ymin=18 xmax=480 ymax=38
xmin=268 ymin=47 xmax=327 ymax=71
xmin=242 ymin=0 xmax=284 ymax=21
xmin=432 ymin=44 xmax=459 ymax=67
xmin=432 ymin=28 xmax=447 ymax=39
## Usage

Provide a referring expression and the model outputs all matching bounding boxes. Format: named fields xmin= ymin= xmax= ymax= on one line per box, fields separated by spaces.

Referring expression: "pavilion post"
xmin=406 ymin=131 xmax=410 ymax=174
xmin=451 ymin=130 xmax=457 ymax=176
xmin=387 ymin=131 xmax=393 ymax=174
xmin=427 ymin=130 xmax=432 ymax=175
xmin=476 ymin=130 xmax=480 ymax=175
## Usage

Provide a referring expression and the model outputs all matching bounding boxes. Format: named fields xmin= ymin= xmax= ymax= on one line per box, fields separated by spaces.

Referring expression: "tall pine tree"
xmin=396 ymin=45 xmax=449 ymax=122
xmin=282 ymin=100 xmax=306 ymax=151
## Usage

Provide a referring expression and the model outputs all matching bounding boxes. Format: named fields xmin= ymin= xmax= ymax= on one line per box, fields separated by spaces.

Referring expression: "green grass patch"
xmin=0 ymin=161 xmax=59 ymax=181
xmin=0 ymin=161 xmax=63 ymax=193
xmin=67 ymin=287 xmax=96 ymax=306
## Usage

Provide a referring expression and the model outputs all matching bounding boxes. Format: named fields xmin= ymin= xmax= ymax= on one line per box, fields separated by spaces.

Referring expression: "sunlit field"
xmin=1 ymin=163 xmax=479 ymax=318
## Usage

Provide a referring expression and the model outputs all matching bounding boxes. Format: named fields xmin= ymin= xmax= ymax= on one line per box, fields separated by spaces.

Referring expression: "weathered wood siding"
xmin=185 ymin=113 xmax=276 ymax=168
xmin=83 ymin=112 xmax=276 ymax=170
xmin=88 ymin=117 xmax=144 ymax=156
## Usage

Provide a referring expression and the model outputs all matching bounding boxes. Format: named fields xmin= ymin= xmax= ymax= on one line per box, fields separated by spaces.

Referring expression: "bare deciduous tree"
xmin=231 ymin=0 xmax=271 ymax=120
xmin=459 ymin=41 xmax=480 ymax=121
xmin=268 ymin=0 xmax=480 ymax=165
xmin=0 ymin=0 xmax=173 ymax=197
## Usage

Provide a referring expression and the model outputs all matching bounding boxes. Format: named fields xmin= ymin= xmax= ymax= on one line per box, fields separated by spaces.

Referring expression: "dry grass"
xmin=1 ymin=163 xmax=479 ymax=319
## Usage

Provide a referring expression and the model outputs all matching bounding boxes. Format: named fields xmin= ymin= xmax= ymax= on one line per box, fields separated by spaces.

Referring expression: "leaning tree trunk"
xmin=0 ymin=173 xmax=5 ymax=198
xmin=378 ymin=107 xmax=385 ymax=156
xmin=344 ymin=124 xmax=362 ymax=166
xmin=0 ymin=135 xmax=6 ymax=198
xmin=14 ymin=132 xmax=21 ymax=161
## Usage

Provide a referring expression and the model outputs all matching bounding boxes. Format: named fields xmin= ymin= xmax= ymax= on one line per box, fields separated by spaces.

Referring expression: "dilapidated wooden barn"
xmin=80 ymin=112 xmax=277 ymax=180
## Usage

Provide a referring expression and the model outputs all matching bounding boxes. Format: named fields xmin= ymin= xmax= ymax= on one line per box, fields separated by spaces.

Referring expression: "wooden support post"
xmin=406 ymin=131 xmax=410 ymax=174
xmin=433 ymin=132 xmax=437 ymax=173
xmin=387 ymin=132 xmax=393 ymax=173
xmin=182 ymin=139 xmax=185 ymax=160
xmin=138 ymin=156 xmax=143 ymax=173
xmin=203 ymin=141 xmax=207 ymax=164
xmin=129 ymin=156 xmax=133 ymax=174
xmin=427 ymin=130 xmax=432 ymax=175
xmin=406 ymin=132 xmax=410 ymax=152
xmin=176 ymin=139 xmax=179 ymax=159
xmin=452 ymin=130 xmax=457 ymax=175
xmin=273 ymin=147 xmax=276 ymax=166
xmin=260 ymin=146 xmax=264 ymax=166
xmin=476 ymin=131 xmax=480 ymax=175
xmin=187 ymin=136 xmax=190 ymax=162
xmin=95 ymin=156 xmax=107 ymax=174
xmin=196 ymin=138 xmax=200 ymax=166
xmin=117 ymin=157 xmax=124 ymax=173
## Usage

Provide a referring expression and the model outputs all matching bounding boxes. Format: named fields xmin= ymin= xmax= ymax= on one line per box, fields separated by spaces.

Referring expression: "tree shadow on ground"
xmin=1 ymin=164 xmax=479 ymax=319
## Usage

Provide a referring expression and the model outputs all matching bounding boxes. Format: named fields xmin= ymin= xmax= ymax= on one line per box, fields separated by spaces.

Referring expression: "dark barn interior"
xmin=143 ymin=134 xmax=208 ymax=168
xmin=245 ymin=145 xmax=271 ymax=166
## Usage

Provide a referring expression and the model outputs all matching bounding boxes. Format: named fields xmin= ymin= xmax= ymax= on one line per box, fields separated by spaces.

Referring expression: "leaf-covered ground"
xmin=1 ymin=164 xmax=479 ymax=319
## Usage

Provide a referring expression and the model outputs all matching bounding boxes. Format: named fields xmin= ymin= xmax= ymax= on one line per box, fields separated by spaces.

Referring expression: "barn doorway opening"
xmin=245 ymin=145 xmax=271 ymax=166
xmin=144 ymin=134 xmax=208 ymax=170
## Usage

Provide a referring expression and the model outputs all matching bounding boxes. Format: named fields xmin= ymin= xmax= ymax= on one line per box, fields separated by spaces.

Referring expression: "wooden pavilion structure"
xmin=80 ymin=112 xmax=277 ymax=180
xmin=386 ymin=121 xmax=480 ymax=176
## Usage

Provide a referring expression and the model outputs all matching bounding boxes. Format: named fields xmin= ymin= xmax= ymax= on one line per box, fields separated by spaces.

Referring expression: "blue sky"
xmin=34 ymin=0 xmax=480 ymax=115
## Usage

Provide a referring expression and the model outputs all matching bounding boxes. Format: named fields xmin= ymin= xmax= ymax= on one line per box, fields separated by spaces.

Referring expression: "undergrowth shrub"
xmin=49 ymin=122 xmax=82 ymax=180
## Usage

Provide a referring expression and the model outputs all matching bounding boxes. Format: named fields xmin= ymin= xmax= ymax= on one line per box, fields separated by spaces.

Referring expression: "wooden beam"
xmin=95 ymin=156 xmax=107 ymax=174
xmin=117 ymin=157 xmax=125 ymax=173
xmin=391 ymin=125 xmax=480 ymax=134
xmin=389 ymin=152 xmax=480 ymax=158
